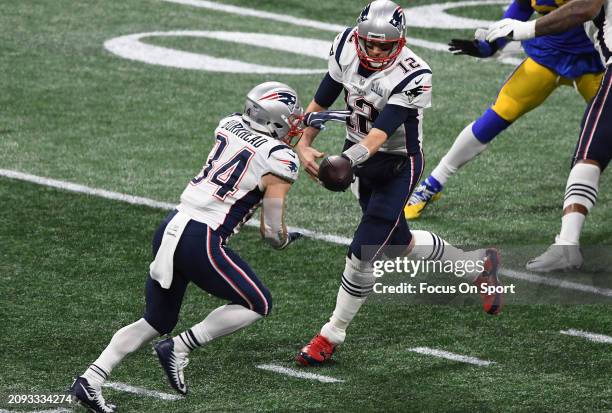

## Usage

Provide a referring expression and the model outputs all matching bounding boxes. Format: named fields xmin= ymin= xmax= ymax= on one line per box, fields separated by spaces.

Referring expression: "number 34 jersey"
xmin=329 ymin=27 xmax=433 ymax=155
xmin=177 ymin=114 xmax=299 ymax=239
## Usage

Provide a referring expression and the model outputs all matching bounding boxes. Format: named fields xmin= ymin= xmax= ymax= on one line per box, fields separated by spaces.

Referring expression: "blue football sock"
xmin=472 ymin=108 xmax=511 ymax=144
xmin=424 ymin=176 xmax=443 ymax=192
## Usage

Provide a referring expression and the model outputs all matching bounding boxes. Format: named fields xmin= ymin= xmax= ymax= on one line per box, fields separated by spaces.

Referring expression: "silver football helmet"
xmin=242 ymin=82 xmax=304 ymax=145
xmin=355 ymin=0 xmax=407 ymax=70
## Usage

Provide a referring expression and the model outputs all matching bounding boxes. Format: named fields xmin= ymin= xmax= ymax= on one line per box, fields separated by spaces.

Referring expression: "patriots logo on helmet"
xmin=357 ymin=4 xmax=370 ymax=22
xmin=389 ymin=6 xmax=404 ymax=30
xmin=279 ymin=159 xmax=298 ymax=173
xmin=259 ymin=91 xmax=297 ymax=112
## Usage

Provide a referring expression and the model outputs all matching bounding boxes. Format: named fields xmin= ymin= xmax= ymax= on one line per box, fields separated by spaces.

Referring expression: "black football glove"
xmin=448 ymin=38 xmax=498 ymax=58
xmin=302 ymin=110 xmax=352 ymax=130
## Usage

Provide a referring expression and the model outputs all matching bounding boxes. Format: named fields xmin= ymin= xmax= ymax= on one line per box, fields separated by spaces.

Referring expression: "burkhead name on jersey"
xmin=178 ymin=114 xmax=299 ymax=238
xmin=329 ymin=27 xmax=432 ymax=154
xmin=216 ymin=115 xmax=300 ymax=184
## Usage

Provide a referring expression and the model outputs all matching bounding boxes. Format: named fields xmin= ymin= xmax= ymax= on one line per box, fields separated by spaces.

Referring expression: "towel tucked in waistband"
xmin=149 ymin=211 xmax=191 ymax=289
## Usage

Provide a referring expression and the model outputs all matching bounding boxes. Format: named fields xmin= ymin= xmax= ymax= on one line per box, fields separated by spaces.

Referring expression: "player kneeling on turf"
xmin=67 ymin=82 xmax=345 ymax=412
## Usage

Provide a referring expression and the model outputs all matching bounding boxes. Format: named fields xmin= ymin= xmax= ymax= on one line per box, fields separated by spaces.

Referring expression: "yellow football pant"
xmin=491 ymin=57 xmax=603 ymax=122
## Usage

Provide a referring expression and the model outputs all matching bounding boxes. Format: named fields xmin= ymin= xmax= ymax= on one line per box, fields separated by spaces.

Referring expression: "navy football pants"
xmin=347 ymin=144 xmax=424 ymax=262
xmin=144 ymin=211 xmax=272 ymax=335
xmin=574 ymin=64 xmax=612 ymax=170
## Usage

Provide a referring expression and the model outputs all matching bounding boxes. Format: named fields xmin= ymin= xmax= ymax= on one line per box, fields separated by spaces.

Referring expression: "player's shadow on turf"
xmin=291 ymin=356 xmax=339 ymax=368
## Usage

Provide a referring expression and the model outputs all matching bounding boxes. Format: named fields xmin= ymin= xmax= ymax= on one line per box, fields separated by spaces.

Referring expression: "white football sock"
xmin=83 ymin=318 xmax=159 ymax=388
xmin=321 ymin=255 xmax=374 ymax=345
xmin=431 ymin=122 xmax=488 ymax=186
xmin=557 ymin=163 xmax=600 ymax=245
xmin=410 ymin=230 xmax=485 ymax=281
xmin=321 ymin=289 xmax=365 ymax=345
xmin=173 ymin=304 xmax=262 ymax=354
xmin=557 ymin=214 xmax=586 ymax=245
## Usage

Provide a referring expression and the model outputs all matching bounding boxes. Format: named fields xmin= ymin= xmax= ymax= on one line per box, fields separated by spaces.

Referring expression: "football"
xmin=318 ymin=155 xmax=353 ymax=192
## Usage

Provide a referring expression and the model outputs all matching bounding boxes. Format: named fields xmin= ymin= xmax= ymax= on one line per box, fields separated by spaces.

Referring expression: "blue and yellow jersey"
xmin=521 ymin=0 xmax=604 ymax=78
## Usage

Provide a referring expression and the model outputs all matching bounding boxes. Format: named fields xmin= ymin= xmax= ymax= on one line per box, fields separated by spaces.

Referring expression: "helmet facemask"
xmin=282 ymin=113 xmax=305 ymax=147
xmin=355 ymin=34 xmax=405 ymax=70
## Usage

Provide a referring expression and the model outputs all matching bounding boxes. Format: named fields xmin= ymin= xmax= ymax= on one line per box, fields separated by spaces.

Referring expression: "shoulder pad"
xmin=390 ymin=68 xmax=432 ymax=96
xmin=266 ymin=146 xmax=300 ymax=182
xmin=387 ymin=70 xmax=432 ymax=109
xmin=328 ymin=27 xmax=356 ymax=75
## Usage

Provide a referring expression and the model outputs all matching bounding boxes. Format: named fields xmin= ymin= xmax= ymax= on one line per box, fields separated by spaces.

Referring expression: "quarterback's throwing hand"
xmin=302 ymin=110 xmax=352 ymax=130
xmin=485 ymin=18 xmax=536 ymax=42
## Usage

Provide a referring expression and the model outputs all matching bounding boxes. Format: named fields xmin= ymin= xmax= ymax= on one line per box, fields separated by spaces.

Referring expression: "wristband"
xmin=342 ymin=143 xmax=370 ymax=166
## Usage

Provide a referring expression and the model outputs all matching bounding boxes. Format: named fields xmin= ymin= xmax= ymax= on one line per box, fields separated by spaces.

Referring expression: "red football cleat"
xmin=474 ymin=248 xmax=503 ymax=315
xmin=296 ymin=334 xmax=336 ymax=366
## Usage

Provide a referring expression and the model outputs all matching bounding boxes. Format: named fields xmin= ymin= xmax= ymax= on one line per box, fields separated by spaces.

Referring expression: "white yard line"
xmin=103 ymin=381 xmax=183 ymax=401
xmin=161 ymin=0 xmax=346 ymax=33
xmin=501 ymin=268 xmax=612 ymax=298
xmin=408 ymin=347 xmax=495 ymax=366
xmin=0 ymin=169 xmax=175 ymax=210
xmin=256 ymin=363 xmax=344 ymax=383
xmin=159 ymin=0 xmax=522 ymax=65
xmin=2 ymin=168 xmax=611 ymax=298
xmin=560 ymin=329 xmax=612 ymax=344
xmin=0 ymin=169 xmax=352 ymax=246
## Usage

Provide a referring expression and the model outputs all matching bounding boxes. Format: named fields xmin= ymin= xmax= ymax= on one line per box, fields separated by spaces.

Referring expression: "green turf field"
xmin=1 ymin=0 xmax=611 ymax=412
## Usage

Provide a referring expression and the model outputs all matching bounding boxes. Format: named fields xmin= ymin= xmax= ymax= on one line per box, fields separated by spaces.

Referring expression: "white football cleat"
xmin=526 ymin=238 xmax=583 ymax=272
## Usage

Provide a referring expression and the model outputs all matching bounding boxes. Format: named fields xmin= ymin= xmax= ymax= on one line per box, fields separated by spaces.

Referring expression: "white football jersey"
xmin=585 ymin=1 xmax=612 ymax=65
xmin=177 ymin=114 xmax=299 ymax=239
xmin=328 ymin=27 xmax=432 ymax=155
